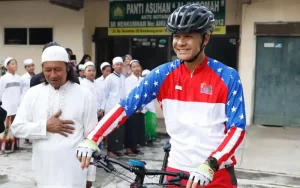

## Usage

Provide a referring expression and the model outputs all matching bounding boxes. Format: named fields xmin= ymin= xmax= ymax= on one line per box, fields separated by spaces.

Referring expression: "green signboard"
xmin=109 ymin=0 xmax=226 ymax=35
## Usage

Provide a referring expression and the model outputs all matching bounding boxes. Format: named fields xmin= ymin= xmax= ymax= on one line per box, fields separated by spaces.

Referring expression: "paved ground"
xmin=0 ymin=121 xmax=300 ymax=188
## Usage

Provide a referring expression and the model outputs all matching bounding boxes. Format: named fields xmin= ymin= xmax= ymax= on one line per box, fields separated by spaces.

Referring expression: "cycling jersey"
xmin=88 ymin=57 xmax=246 ymax=172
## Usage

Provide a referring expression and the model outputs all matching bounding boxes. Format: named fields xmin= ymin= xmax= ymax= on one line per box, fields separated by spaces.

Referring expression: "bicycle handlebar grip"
xmin=182 ymin=173 xmax=189 ymax=180
xmin=92 ymin=151 xmax=102 ymax=160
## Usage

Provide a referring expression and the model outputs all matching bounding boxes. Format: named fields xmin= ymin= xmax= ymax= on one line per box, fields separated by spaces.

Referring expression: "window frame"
xmin=3 ymin=27 xmax=54 ymax=46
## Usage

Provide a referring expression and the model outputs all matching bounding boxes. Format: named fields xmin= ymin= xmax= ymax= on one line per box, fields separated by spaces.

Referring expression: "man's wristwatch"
xmin=206 ymin=157 xmax=219 ymax=172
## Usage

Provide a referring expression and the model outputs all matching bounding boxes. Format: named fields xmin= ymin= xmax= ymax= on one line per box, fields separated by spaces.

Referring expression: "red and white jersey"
xmin=88 ymin=57 xmax=246 ymax=172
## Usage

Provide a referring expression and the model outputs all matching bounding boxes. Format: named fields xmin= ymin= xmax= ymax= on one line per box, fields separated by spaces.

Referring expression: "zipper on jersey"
xmin=190 ymin=66 xmax=197 ymax=78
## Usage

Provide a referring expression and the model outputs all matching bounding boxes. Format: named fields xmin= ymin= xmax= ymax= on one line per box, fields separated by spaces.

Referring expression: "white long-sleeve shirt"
xmin=20 ymin=72 xmax=33 ymax=102
xmin=11 ymin=81 xmax=97 ymax=188
xmin=0 ymin=72 xmax=21 ymax=116
xmin=125 ymin=74 xmax=145 ymax=113
xmin=80 ymin=78 xmax=98 ymax=110
xmin=95 ymin=75 xmax=105 ymax=111
xmin=101 ymin=72 xmax=126 ymax=113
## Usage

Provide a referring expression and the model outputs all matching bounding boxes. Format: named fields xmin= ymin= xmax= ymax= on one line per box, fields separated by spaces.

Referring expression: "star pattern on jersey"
xmin=134 ymin=94 xmax=139 ymax=99
xmin=206 ymin=58 xmax=245 ymax=130
xmin=120 ymin=60 xmax=180 ymax=116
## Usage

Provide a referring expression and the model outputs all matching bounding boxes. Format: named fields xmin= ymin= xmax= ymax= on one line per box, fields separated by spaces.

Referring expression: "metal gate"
xmin=254 ymin=37 xmax=300 ymax=126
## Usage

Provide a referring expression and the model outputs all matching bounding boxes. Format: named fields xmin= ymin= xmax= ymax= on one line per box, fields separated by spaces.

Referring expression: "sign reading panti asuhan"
xmin=109 ymin=0 xmax=226 ymax=36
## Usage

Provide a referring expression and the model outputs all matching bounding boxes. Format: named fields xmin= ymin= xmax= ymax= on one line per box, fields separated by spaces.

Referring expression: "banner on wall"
xmin=109 ymin=0 xmax=226 ymax=36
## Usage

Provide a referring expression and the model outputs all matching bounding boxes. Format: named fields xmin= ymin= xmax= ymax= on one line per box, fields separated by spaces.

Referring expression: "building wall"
xmin=0 ymin=0 xmax=84 ymax=75
xmin=226 ymin=0 xmax=242 ymax=25
xmin=239 ymin=0 xmax=300 ymax=125
xmin=83 ymin=0 xmax=109 ymax=63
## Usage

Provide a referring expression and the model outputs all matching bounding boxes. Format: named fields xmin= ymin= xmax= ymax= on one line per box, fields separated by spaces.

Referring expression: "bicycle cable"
xmin=145 ymin=174 xmax=156 ymax=179
xmin=111 ymin=171 xmax=133 ymax=184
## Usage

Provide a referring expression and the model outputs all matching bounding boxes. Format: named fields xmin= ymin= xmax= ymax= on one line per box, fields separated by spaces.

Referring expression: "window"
xmin=4 ymin=28 xmax=27 ymax=45
xmin=29 ymin=28 xmax=53 ymax=45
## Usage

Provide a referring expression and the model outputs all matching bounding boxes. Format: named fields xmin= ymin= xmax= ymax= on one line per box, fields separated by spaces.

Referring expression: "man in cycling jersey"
xmin=76 ymin=4 xmax=246 ymax=188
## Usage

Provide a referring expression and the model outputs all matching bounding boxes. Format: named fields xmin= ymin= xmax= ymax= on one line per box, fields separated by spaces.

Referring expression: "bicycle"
xmin=92 ymin=145 xmax=189 ymax=188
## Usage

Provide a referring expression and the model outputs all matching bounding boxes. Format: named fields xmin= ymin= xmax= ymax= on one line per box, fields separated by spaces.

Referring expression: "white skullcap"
xmin=3 ymin=57 xmax=13 ymax=68
xmin=142 ymin=69 xmax=151 ymax=76
xmin=100 ymin=62 xmax=110 ymax=70
xmin=129 ymin=59 xmax=139 ymax=65
xmin=84 ymin=61 xmax=95 ymax=69
xmin=42 ymin=46 xmax=69 ymax=63
xmin=24 ymin=59 xmax=33 ymax=66
xmin=112 ymin=57 xmax=123 ymax=65
xmin=78 ymin=64 xmax=85 ymax=71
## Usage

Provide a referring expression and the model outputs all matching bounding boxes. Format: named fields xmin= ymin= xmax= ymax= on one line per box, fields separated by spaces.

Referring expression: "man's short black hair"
xmin=65 ymin=48 xmax=73 ymax=55
xmin=43 ymin=41 xmax=60 ymax=52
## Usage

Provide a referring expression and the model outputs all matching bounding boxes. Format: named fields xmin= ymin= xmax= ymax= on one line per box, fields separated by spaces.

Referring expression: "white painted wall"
xmin=239 ymin=0 xmax=300 ymax=125
xmin=0 ymin=0 xmax=84 ymax=75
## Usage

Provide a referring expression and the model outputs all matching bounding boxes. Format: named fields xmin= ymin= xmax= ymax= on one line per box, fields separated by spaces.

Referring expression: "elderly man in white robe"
xmin=11 ymin=46 xmax=97 ymax=188
xmin=100 ymin=57 xmax=126 ymax=158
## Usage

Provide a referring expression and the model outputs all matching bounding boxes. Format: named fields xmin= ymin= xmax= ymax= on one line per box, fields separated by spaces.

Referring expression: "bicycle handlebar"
xmin=92 ymin=152 xmax=189 ymax=185
xmin=93 ymin=152 xmax=132 ymax=171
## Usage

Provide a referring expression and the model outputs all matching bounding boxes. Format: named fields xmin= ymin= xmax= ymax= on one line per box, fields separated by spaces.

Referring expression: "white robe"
xmin=78 ymin=77 xmax=84 ymax=84
xmin=0 ymin=72 xmax=21 ymax=116
xmin=11 ymin=82 xmax=97 ymax=188
xmin=125 ymin=74 xmax=145 ymax=113
xmin=80 ymin=78 xmax=97 ymax=106
xmin=101 ymin=72 xmax=126 ymax=113
xmin=95 ymin=76 xmax=105 ymax=111
xmin=20 ymin=72 xmax=33 ymax=102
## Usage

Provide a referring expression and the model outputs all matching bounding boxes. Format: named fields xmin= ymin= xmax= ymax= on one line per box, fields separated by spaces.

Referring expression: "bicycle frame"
xmin=92 ymin=152 xmax=188 ymax=188
xmin=159 ymin=138 xmax=171 ymax=184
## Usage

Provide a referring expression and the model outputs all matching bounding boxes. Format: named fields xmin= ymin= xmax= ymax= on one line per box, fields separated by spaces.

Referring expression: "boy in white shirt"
xmin=20 ymin=58 xmax=35 ymax=145
xmin=0 ymin=57 xmax=21 ymax=154
xmin=77 ymin=64 xmax=85 ymax=83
